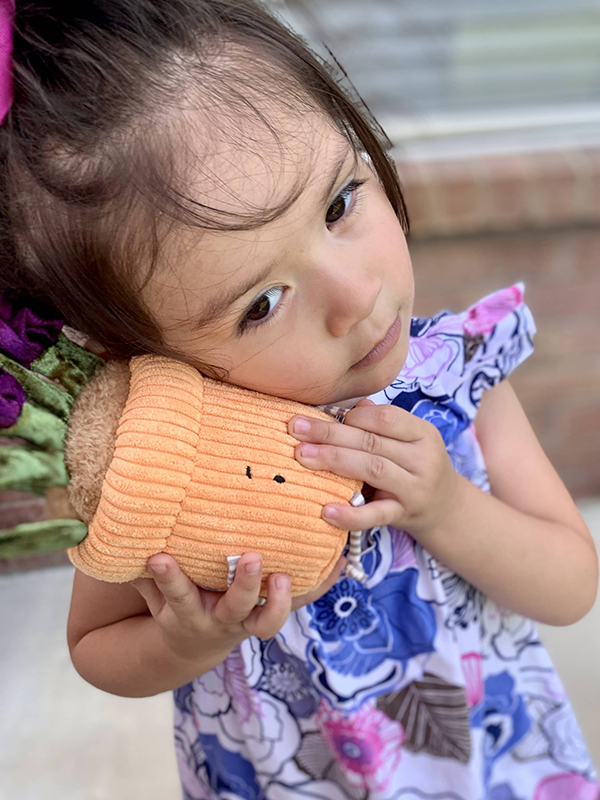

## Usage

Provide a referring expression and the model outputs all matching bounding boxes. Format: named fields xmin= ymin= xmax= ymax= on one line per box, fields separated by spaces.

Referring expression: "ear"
xmin=65 ymin=360 xmax=130 ymax=522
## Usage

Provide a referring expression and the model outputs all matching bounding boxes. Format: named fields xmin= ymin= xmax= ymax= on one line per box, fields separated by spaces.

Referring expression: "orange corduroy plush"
xmin=66 ymin=355 xmax=362 ymax=597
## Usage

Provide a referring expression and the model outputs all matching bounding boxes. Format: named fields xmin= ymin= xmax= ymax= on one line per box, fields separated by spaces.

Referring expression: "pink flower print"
xmin=460 ymin=652 xmax=483 ymax=708
xmin=534 ymin=772 xmax=600 ymax=800
xmin=316 ymin=700 xmax=405 ymax=792
xmin=224 ymin=645 xmax=263 ymax=724
xmin=176 ymin=751 xmax=214 ymax=800
xmin=390 ymin=527 xmax=417 ymax=571
xmin=401 ymin=334 xmax=461 ymax=386
xmin=463 ymin=284 xmax=523 ymax=337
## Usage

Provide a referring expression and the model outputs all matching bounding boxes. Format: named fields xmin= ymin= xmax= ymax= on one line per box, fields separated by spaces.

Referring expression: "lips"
xmin=351 ymin=315 xmax=402 ymax=370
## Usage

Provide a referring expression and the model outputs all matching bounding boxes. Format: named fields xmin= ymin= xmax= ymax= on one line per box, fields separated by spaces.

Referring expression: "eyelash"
xmin=326 ymin=178 xmax=367 ymax=230
xmin=237 ymin=177 xmax=368 ymax=335
xmin=238 ymin=286 xmax=287 ymax=335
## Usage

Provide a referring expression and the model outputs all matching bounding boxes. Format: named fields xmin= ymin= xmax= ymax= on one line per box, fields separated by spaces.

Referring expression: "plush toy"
xmin=65 ymin=355 xmax=365 ymax=596
xmin=0 ymin=294 xmax=365 ymax=596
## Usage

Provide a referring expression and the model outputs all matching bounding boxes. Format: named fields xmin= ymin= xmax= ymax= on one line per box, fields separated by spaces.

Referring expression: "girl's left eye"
xmin=326 ymin=178 xmax=366 ymax=227
xmin=239 ymin=286 xmax=285 ymax=333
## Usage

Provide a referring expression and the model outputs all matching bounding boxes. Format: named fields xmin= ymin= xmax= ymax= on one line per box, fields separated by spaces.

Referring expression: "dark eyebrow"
xmin=190 ymin=264 xmax=274 ymax=332
xmin=317 ymin=142 xmax=356 ymax=208
xmin=191 ymin=143 xmax=356 ymax=332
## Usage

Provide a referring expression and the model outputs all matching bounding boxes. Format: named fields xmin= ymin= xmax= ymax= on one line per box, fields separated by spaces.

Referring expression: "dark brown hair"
xmin=0 ymin=0 xmax=408 ymax=367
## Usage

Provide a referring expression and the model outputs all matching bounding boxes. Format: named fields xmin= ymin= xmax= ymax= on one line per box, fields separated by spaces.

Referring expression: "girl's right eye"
xmin=239 ymin=286 xmax=285 ymax=334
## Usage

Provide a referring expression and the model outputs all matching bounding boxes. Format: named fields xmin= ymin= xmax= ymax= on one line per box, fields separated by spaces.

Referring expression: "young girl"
xmin=1 ymin=1 xmax=598 ymax=798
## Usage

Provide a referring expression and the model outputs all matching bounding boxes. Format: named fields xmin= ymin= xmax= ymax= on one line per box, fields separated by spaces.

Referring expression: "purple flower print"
xmin=260 ymin=638 xmax=318 ymax=718
xmin=316 ymin=699 xmax=405 ymax=793
xmin=0 ymin=368 xmax=24 ymax=428
xmin=0 ymin=291 xmax=63 ymax=366
xmin=400 ymin=332 xmax=461 ymax=387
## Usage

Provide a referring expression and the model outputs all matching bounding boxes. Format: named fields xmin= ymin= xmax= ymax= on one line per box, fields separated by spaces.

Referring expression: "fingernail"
xmin=300 ymin=443 xmax=319 ymax=458
xmin=245 ymin=559 xmax=261 ymax=575
xmin=323 ymin=505 xmax=340 ymax=519
xmin=150 ymin=563 xmax=168 ymax=575
xmin=293 ymin=417 xmax=312 ymax=434
xmin=275 ymin=574 xmax=290 ymax=591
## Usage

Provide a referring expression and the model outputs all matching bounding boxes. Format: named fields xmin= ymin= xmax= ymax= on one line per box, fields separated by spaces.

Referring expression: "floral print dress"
xmin=174 ymin=286 xmax=598 ymax=800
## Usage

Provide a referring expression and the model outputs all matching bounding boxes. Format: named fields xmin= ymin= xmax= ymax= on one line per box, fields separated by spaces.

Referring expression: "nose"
xmin=321 ymin=264 xmax=382 ymax=339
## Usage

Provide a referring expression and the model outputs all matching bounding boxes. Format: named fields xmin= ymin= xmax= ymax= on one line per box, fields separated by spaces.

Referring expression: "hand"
xmin=132 ymin=552 xmax=347 ymax=662
xmin=290 ymin=400 xmax=462 ymax=540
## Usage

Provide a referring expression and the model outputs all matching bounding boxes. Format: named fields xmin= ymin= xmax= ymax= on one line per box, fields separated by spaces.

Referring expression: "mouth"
xmin=350 ymin=315 xmax=402 ymax=370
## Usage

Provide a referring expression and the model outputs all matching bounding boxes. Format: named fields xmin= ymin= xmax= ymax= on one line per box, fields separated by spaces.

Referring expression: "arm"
xmin=290 ymin=384 xmax=598 ymax=626
xmin=428 ymin=381 xmax=597 ymax=624
xmin=67 ymin=554 xmax=274 ymax=697
xmin=68 ymin=552 xmax=345 ymax=698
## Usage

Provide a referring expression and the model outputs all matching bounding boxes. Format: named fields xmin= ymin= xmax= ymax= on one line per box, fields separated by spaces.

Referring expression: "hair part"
xmin=0 ymin=0 xmax=409 ymax=371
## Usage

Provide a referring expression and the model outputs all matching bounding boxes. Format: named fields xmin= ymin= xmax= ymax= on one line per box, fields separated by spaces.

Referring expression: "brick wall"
xmin=400 ymin=147 xmax=600 ymax=499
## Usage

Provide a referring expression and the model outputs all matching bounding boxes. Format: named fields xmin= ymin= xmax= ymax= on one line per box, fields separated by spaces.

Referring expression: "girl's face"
xmin=146 ymin=113 xmax=414 ymax=406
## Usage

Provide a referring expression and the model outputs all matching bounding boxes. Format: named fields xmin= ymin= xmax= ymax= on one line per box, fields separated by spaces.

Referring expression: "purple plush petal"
xmin=0 ymin=291 xmax=63 ymax=366
xmin=0 ymin=368 xmax=25 ymax=428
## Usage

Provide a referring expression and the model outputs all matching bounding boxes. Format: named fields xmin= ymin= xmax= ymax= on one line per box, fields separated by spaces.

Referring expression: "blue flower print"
xmin=259 ymin=638 xmax=318 ymax=718
xmin=410 ymin=398 xmax=470 ymax=446
xmin=489 ymin=784 xmax=524 ymax=800
xmin=471 ymin=672 xmax=531 ymax=783
xmin=311 ymin=579 xmax=376 ymax=642
xmin=308 ymin=569 xmax=436 ymax=677
xmin=201 ymin=732 xmax=265 ymax=800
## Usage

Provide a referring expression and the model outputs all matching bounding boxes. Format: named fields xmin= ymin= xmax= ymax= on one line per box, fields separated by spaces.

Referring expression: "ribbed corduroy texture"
xmin=68 ymin=355 xmax=360 ymax=595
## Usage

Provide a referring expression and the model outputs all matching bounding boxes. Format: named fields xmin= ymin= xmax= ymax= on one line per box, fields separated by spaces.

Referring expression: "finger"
xmin=295 ymin=439 xmax=411 ymax=496
xmin=130 ymin=576 xmax=166 ymax=617
xmin=243 ymin=572 xmax=292 ymax=639
xmin=213 ymin=553 xmax=263 ymax=626
xmin=291 ymin=555 xmax=347 ymax=611
xmin=289 ymin=405 xmax=422 ymax=464
xmin=144 ymin=554 xmax=202 ymax=621
xmin=321 ymin=498 xmax=402 ymax=531
xmin=345 ymin=403 xmax=424 ymax=441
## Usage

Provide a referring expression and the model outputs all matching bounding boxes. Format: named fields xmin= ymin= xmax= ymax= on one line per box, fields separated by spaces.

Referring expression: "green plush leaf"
xmin=0 ymin=447 xmax=68 ymax=494
xmin=0 ymin=518 xmax=88 ymax=557
xmin=2 ymin=402 xmax=67 ymax=451
xmin=31 ymin=333 xmax=104 ymax=399
xmin=0 ymin=352 xmax=72 ymax=421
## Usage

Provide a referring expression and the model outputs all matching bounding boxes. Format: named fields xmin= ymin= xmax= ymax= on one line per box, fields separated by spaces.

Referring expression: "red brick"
xmin=569 ymin=229 xmax=600 ymax=281
xmin=486 ymin=154 xmax=531 ymax=229
xmin=527 ymin=151 xmax=580 ymax=227
xmin=0 ymin=496 xmax=47 ymax=528
xmin=582 ymin=149 xmax=600 ymax=221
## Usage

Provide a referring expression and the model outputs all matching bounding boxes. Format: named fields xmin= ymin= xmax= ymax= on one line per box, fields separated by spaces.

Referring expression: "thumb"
xmin=354 ymin=398 xmax=375 ymax=407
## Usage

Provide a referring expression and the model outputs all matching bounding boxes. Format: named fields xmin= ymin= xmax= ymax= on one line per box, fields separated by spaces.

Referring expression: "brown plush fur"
xmin=65 ymin=361 xmax=130 ymax=522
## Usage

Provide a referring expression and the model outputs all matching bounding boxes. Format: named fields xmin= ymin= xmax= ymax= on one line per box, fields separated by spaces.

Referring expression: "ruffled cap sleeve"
xmin=373 ymin=284 xmax=536 ymax=444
